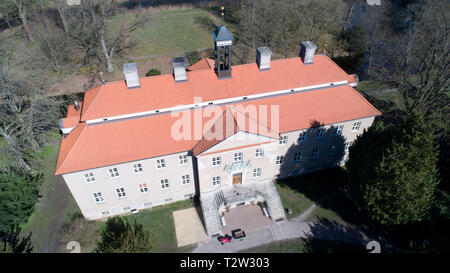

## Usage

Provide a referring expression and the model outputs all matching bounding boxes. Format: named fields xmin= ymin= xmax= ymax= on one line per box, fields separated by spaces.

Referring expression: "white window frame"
xmin=138 ymin=183 xmax=148 ymax=194
xmin=345 ymin=141 xmax=353 ymax=152
xmin=276 ymin=155 xmax=284 ymax=165
xmin=84 ymin=173 xmax=95 ymax=183
xmin=116 ymin=188 xmax=126 ymax=199
xmin=316 ymin=128 xmax=325 ymax=139
xmin=233 ymin=152 xmax=243 ymax=162
xmin=212 ymin=176 xmax=221 ymax=186
xmin=255 ymin=148 xmax=264 ymax=158
xmin=311 ymin=148 xmax=319 ymax=159
xmin=352 ymin=122 xmax=361 ymax=132
xmin=298 ymin=131 xmax=306 ymax=143
xmin=335 ymin=125 xmax=344 ymax=135
xmin=328 ymin=146 xmax=336 ymax=155
xmin=108 ymin=168 xmax=119 ymax=178
xmin=93 ymin=192 xmax=104 ymax=203
xmin=156 ymin=159 xmax=166 ymax=169
xmin=211 ymin=156 xmax=221 ymax=167
xmin=133 ymin=163 xmax=143 ymax=174
xmin=179 ymin=155 xmax=188 ymax=165
xmin=160 ymin=179 xmax=169 ymax=190
xmin=279 ymin=135 xmax=288 ymax=145
xmin=253 ymin=168 xmax=262 ymax=178
xmin=294 ymin=152 xmax=301 ymax=162
xmin=182 ymin=174 xmax=190 ymax=185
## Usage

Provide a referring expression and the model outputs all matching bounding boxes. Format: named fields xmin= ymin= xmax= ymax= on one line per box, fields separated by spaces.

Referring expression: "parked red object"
xmin=218 ymin=234 xmax=232 ymax=244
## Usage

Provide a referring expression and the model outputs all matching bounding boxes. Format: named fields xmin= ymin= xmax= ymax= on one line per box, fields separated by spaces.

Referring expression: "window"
xmin=138 ymin=183 xmax=148 ymax=193
xmin=160 ymin=179 xmax=169 ymax=189
xmin=179 ymin=155 xmax=188 ymax=165
xmin=294 ymin=152 xmax=301 ymax=162
xmin=212 ymin=157 xmax=221 ymax=167
xmin=345 ymin=142 xmax=353 ymax=152
xmin=84 ymin=173 xmax=95 ymax=183
xmin=279 ymin=135 xmax=288 ymax=144
xmin=182 ymin=175 xmax=190 ymax=185
xmin=116 ymin=188 xmax=126 ymax=198
xmin=133 ymin=163 xmax=143 ymax=173
xmin=328 ymin=146 xmax=336 ymax=155
xmin=234 ymin=152 xmax=243 ymax=162
xmin=108 ymin=168 xmax=119 ymax=178
xmin=156 ymin=159 xmax=166 ymax=169
xmin=335 ymin=125 xmax=344 ymax=135
xmin=93 ymin=192 xmax=104 ymax=203
xmin=298 ymin=132 xmax=306 ymax=143
xmin=311 ymin=148 xmax=319 ymax=159
xmin=255 ymin=148 xmax=264 ymax=158
xmin=316 ymin=128 xmax=325 ymax=139
xmin=253 ymin=168 xmax=262 ymax=178
xmin=352 ymin=122 xmax=361 ymax=132
xmin=212 ymin=176 xmax=221 ymax=186
xmin=276 ymin=156 xmax=284 ymax=165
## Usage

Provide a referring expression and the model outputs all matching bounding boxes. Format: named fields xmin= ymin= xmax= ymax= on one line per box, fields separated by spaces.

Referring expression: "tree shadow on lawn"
xmin=302 ymin=217 xmax=386 ymax=253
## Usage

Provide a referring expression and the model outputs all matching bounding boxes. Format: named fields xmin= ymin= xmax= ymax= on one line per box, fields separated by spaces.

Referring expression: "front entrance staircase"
xmin=200 ymin=180 xmax=286 ymax=237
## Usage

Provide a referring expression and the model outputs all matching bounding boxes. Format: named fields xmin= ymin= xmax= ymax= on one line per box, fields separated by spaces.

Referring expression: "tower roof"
xmin=212 ymin=25 xmax=234 ymax=42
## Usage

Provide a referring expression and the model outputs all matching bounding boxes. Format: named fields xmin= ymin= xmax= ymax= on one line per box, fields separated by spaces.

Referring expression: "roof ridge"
xmin=81 ymin=85 xmax=105 ymax=121
xmin=55 ymin=122 xmax=87 ymax=175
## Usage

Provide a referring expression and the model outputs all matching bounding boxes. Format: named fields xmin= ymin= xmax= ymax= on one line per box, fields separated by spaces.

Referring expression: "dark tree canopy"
xmin=96 ymin=216 xmax=152 ymax=253
xmin=346 ymin=114 xmax=439 ymax=225
xmin=0 ymin=169 xmax=42 ymax=235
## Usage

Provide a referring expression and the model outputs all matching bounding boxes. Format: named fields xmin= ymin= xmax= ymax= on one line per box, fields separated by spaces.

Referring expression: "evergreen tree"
xmin=0 ymin=169 xmax=42 ymax=235
xmin=96 ymin=217 xmax=152 ymax=253
xmin=0 ymin=226 xmax=32 ymax=253
xmin=346 ymin=114 xmax=439 ymax=225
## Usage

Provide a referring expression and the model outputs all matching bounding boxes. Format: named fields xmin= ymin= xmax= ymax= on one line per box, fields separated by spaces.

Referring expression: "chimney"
xmin=299 ymin=41 xmax=317 ymax=64
xmin=74 ymin=101 xmax=80 ymax=111
xmin=256 ymin=47 xmax=272 ymax=70
xmin=123 ymin=63 xmax=140 ymax=89
xmin=172 ymin=57 xmax=187 ymax=82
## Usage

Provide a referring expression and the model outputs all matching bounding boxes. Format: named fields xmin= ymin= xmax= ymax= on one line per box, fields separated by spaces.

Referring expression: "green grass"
xmin=276 ymin=182 xmax=314 ymax=220
xmin=21 ymin=144 xmax=72 ymax=252
xmin=276 ymin=168 xmax=351 ymax=224
xmin=240 ymin=238 xmax=366 ymax=253
xmin=356 ymin=80 xmax=389 ymax=92
xmin=122 ymin=199 xmax=196 ymax=253
xmin=109 ymin=8 xmax=215 ymax=58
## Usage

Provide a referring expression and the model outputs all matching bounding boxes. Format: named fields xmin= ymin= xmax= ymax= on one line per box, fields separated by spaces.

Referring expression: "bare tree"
xmin=79 ymin=0 xmax=147 ymax=72
xmin=2 ymin=0 xmax=38 ymax=41
xmin=54 ymin=0 xmax=69 ymax=33
xmin=386 ymin=0 xmax=449 ymax=116
xmin=0 ymin=38 xmax=61 ymax=172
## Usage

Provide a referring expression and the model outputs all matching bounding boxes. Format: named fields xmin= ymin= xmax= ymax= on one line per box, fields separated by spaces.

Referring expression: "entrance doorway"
xmin=232 ymin=172 xmax=242 ymax=185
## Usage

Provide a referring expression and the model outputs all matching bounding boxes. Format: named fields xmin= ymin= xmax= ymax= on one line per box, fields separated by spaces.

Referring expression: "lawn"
xmin=20 ymin=143 xmax=78 ymax=253
xmin=58 ymin=198 xmax=197 ymax=253
xmin=109 ymin=8 xmax=217 ymax=58
xmin=240 ymin=238 xmax=366 ymax=253
xmin=275 ymin=168 xmax=349 ymax=223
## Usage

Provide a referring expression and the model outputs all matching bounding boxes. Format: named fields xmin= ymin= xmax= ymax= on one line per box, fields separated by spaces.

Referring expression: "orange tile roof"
xmin=192 ymin=107 xmax=280 ymax=156
xmin=187 ymin=58 xmax=215 ymax=71
xmin=80 ymin=55 xmax=355 ymax=121
xmin=60 ymin=102 xmax=82 ymax=128
xmin=55 ymin=85 xmax=381 ymax=175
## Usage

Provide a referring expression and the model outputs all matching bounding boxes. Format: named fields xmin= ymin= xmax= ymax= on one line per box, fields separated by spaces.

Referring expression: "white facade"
xmin=61 ymin=116 xmax=374 ymax=220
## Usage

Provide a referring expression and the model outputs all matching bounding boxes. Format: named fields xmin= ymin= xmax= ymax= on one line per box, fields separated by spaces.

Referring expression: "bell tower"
xmin=212 ymin=25 xmax=234 ymax=79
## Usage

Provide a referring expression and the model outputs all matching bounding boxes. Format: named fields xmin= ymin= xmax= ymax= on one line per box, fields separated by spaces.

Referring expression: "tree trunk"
xmin=55 ymin=0 xmax=69 ymax=33
xmin=343 ymin=0 xmax=356 ymax=31
xmin=15 ymin=0 xmax=34 ymax=41
xmin=0 ymin=127 xmax=33 ymax=172
xmin=100 ymin=33 xmax=114 ymax=72
xmin=251 ymin=0 xmax=255 ymax=48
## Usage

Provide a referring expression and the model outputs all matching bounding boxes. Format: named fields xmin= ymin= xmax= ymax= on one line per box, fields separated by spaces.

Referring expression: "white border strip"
xmin=86 ymin=80 xmax=348 ymax=125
